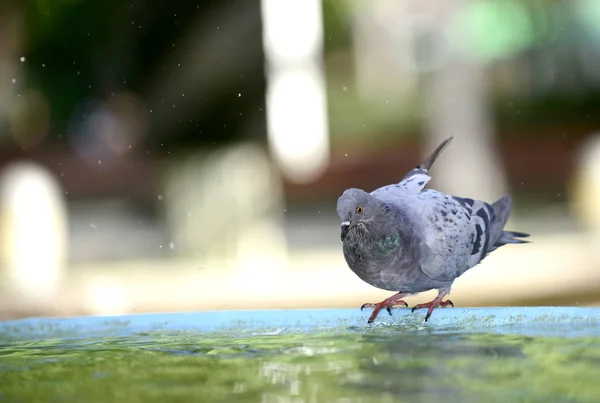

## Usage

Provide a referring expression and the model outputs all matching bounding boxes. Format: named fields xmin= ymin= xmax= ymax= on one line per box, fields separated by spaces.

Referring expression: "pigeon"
xmin=336 ymin=137 xmax=529 ymax=323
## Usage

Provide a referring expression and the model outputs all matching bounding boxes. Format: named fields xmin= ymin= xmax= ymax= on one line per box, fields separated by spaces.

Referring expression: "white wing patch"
xmin=398 ymin=172 xmax=432 ymax=195
xmin=371 ymin=170 xmax=432 ymax=198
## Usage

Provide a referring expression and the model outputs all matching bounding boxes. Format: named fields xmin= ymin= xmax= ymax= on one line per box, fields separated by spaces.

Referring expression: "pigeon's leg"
xmin=411 ymin=289 xmax=454 ymax=322
xmin=360 ymin=292 xmax=408 ymax=324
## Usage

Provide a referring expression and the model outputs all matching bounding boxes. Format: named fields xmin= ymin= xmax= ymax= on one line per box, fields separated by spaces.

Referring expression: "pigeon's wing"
xmin=417 ymin=193 xmax=529 ymax=281
xmin=411 ymin=191 xmax=477 ymax=281
xmin=451 ymin=196 xmax=498 ymax=270
xmin=371 ymin=188 xmax=474 ymax=282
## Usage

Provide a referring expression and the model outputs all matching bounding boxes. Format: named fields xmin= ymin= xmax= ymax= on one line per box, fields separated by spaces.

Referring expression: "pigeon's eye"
xmin=356 ymin=205 xmax=364 ymax=214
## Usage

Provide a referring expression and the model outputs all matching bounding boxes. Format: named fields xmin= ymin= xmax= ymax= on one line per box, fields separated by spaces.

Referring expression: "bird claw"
xmin=360 ymin=297 xmax=408 ymax=323
xmin=411 ymin=299 xmax=454 ymax=321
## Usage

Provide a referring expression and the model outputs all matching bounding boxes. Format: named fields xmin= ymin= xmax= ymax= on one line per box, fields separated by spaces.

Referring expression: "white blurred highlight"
xmin=266 ymin=69 xmax=329 ymax=183
xmin=261 ymin=0 xmax=330 ymax=184
xmin=261 ymin=0 xmax=323 ymax=61
xmin=84 ymin=279 xmax=129 ymax=316
xmin=0 ymin=162 xmax=67 ymax=302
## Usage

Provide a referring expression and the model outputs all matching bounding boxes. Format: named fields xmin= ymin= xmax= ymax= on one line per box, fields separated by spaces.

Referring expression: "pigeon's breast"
xmin=342 ymin=232 xmax=448 ymax=292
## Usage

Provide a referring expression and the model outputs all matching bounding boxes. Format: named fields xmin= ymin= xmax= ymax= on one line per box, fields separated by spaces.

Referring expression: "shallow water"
xmin=1 ymin=323 xmax=600 ymax=402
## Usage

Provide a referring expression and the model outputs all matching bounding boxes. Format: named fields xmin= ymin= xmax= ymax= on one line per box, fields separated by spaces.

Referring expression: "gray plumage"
xmin=337 ymin=136 xmax=529 ymax=322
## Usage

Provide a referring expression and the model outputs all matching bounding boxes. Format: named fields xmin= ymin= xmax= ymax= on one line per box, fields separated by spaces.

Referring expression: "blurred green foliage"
xmin=321 ymin=0 xmax=600 ymax=149
xmin=13 ymin=0 xmax=600 ymax=151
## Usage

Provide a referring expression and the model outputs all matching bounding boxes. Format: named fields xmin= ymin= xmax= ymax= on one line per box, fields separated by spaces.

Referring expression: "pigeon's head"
xmin=336 ymin=188 xmax=390 ymax=242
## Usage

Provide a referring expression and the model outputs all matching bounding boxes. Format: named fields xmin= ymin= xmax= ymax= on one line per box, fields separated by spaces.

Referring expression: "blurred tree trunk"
xmin=348 ymin=0 xmax=506 ymax=200
xmin=424 ymin=0 xmax=507 ymax=201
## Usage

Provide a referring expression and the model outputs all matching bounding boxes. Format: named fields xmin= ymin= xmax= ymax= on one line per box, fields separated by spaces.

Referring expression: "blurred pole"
xmin=571 ymin=133 xmax=600 ymax=274
xmin=572 ymin=133 xmax=600 ymax=233
xmin=423 ymin=0 xmax=506 ymax=200
xmin=261 ymin=0 xmax=330 ymax=184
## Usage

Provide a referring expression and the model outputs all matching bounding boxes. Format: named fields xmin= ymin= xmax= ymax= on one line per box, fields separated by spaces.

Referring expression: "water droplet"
xmin=342 ymin=86 xmax=347 ymax=91
xmin=157 ymin=194 xmax=163 ymax=201
xmin=169 ymin=242 xmax=175 ymax=250
xmin=97 ymin=160 xmax=102 ymax=165
xmin=11 ymin=78 xmax=16 ymax=83
xmin=20 ymin=56 xmax=25 ymax=63
xmin=238 ymin=93 xmax=242 ymax=97
xmin=89 ymin=222 xmax=97 ymax=229
xmin=345 ymin=153 xmax=348 ymax=157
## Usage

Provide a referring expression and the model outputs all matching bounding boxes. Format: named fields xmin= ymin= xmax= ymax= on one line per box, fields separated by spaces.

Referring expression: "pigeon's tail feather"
xmin=499 ymin=231 xmax=530 ymax=244
xmin=419 ymin=136 xmax=454 ymax=172
xmin=491 ymin=195 xmax=512 ymax=226
xmin=466 ymin=194 xmax=529 ymax=268
xmin=488 ymin=195 xmax=530 ymax=252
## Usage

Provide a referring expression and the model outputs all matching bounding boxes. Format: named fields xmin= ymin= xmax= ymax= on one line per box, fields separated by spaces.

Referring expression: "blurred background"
xmin=1 ymin=0 xmax=600 ymax=321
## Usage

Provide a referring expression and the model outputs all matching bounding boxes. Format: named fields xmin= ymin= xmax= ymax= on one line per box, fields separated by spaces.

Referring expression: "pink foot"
xmin=360 ymin=292 xmax=408 ymax=323
xmin=411 ymin=299 xmax=454 ymax=322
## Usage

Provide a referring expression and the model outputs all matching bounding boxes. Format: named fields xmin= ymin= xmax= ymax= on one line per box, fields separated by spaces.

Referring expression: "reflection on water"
xmin=1 ymin=326 xmax=600 ymax=402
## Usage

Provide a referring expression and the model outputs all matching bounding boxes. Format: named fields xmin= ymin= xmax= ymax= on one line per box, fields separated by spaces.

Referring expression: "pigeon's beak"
xmin=340 ymin=221 xmax=350 ymax=242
